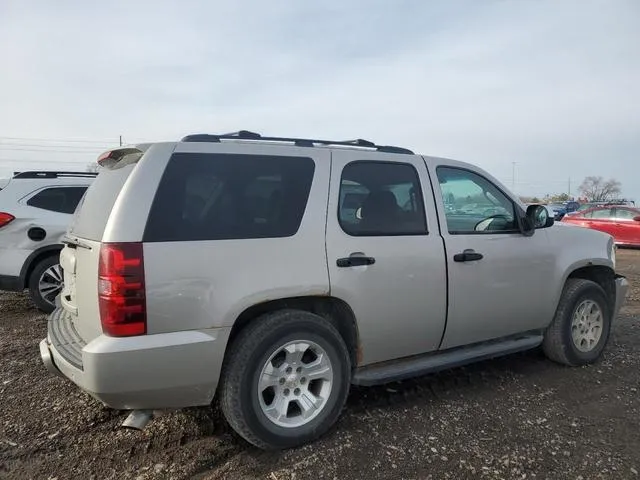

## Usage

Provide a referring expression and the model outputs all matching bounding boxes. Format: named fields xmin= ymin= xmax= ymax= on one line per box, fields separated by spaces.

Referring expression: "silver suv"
xmin=40 ymin=132 xmax=628 ymax=449
xmin=0 ymin=171 xmax=95 ymax=312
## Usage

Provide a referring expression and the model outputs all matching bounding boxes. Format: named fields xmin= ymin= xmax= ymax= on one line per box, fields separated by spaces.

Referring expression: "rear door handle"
xmin=336 ymin=255 xmax=376 ymax=268
xmin=453 ymin=249 xmax=483 ymax=262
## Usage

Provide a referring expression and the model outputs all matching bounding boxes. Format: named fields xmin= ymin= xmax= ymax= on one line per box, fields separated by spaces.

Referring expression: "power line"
xmin=0 ymin=159 xmax=92 ymax=164
xmin=0 ymin=147 xmax=106 ymax=154
xmin=0 ymin=136 xmax=118 ymax=144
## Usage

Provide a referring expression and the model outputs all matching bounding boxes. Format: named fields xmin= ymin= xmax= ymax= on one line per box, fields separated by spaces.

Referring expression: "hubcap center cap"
xmin=285 ymin=373 xmax=298 ymax=388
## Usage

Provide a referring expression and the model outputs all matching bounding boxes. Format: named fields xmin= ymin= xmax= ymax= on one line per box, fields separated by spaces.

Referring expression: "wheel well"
xmin=22 ymin=247 xmax=61 ymax=288
xmin=567 ymin=265 xmax=616 ymax=311
xmin=228 ymin=296 xmax=361 ymax=367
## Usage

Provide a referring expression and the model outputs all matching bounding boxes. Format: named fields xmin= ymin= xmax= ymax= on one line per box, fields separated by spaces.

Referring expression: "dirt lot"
xmin=1 ymin=250 xmax=639 ymax=480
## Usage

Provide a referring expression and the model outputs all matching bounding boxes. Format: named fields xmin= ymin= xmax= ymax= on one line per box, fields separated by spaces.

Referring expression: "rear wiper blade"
xmin=62 ymin=235 xmax=92 ymax=250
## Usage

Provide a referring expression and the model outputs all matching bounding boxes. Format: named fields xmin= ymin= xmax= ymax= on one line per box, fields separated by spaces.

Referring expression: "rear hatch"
xmin=59 ymin=147 xmax=148 ymax=344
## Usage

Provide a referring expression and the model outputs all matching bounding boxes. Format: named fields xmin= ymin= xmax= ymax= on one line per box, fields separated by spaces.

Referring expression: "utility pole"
xmin=568 ymin=177 xmax=571 ymax=198
xmin=119 ymin=135 xmax=123 ymax=146
xmin=511 ymin=162 xmax=516 ymax=191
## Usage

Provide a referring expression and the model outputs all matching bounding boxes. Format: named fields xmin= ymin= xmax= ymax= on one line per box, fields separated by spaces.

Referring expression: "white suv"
xmin=0 ymin=171 xmax=96 ymax=312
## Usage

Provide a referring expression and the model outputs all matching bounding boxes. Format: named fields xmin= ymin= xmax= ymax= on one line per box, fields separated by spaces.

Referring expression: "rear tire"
xmin=219 ymin=310 xmax=351 ymax=449
xmin=28 ymin=255 xmax=63 ymax=314
xmin=543 ymin=278 xmax=611 ymax=366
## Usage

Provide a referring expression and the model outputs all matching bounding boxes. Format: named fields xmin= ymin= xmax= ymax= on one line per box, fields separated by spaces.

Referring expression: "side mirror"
xmin=526 ymin=204 xmax=554 ymax=230
xmin=634 ymin=216 xmax=640 ymax=222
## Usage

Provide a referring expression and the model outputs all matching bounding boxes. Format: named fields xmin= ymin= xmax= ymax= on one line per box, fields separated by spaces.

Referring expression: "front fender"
xmin=548 ymin=224 xmax=615 ymax=314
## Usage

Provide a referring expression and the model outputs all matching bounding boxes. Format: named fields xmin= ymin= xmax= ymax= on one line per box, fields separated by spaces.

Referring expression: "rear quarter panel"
xmin=141 ymin=142 xmax=332 ymax=334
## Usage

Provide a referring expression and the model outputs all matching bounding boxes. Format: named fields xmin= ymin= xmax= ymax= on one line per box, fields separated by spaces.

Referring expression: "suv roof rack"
xmin=12 ymin=171 xmax=99 ymax=179
xmin=180 ymin=130 xmax=414 ymax=155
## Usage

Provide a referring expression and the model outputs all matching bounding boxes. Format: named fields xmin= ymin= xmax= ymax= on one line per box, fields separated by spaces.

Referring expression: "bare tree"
xmin=578 ymin=176 xmax=621 ymax=202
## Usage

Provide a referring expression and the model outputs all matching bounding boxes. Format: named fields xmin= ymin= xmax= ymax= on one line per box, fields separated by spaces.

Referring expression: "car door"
xmin=612 ymin=208 xmax=640 ymax=245
xmin=326 ymin=150 xmax=447 ymax=366
xmin=584 ymin=207 xmax=617 ymax=238
xmin=427 ymin=160 xmax=555 ymax=350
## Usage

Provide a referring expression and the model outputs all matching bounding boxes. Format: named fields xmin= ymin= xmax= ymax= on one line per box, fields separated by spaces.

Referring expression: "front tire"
xmin=543 ymin=278 xmax=611 ymax=366
xmin=28 ymin=255 xmax=63 ymax=314
xmin=219 ymin=310 xmax=351 ymax=449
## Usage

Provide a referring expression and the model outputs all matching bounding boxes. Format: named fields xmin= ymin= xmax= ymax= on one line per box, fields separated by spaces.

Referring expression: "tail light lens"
xmin=98 ymin=242 xmax=147 ymax=337
xmin=0 ymin=212 xmax=15 ymax=228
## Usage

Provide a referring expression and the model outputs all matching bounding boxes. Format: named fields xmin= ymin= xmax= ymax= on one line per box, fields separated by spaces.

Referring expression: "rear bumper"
xmin=40 ymin=308 xmax=231 ymax=410
xmin=0 ymin=274 xmax=22 ymax=292
xmin=613 ymin=275 xmax=629 ymax=318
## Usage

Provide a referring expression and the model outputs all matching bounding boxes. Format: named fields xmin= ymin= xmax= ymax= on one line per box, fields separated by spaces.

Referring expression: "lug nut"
xmin=279 ymin=378 xmax=285 ymax=385
xmin=294 ymin=388 xmax=300 ymax=396
xmin=300 ymin=377 xmax=306 ymax=384
xmin=284 ymin=388 xmax=290 ymax=396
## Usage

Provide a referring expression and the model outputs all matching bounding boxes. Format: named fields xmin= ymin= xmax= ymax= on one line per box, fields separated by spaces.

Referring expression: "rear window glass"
xmin=143 ymin=152 xmax=315 ymax=242
xmin=27 ymin=186 xmax=87 ymax=214
xmin=69 ymin=165 xmax=135 ymax=240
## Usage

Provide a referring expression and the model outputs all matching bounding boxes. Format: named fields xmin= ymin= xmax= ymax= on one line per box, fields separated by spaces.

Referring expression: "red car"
xmin=561 ymin=206 xmax=640 ymax=247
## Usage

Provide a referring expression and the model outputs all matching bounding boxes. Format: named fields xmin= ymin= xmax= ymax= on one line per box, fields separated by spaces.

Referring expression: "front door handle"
xmin=453 ymin=249 xmax=483 ymax=262
xmin=336 ymin=255 xmax=376 ymax=268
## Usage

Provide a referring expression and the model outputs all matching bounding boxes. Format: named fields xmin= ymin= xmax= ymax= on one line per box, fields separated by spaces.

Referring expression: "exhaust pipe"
xmin=121 ymin=410 xmax=154 ymax=430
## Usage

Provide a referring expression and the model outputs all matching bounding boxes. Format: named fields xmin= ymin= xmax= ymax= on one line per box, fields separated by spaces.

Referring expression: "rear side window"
xmin=70 ymin=164 xmax=136 ymax=240
xmin=143 ymin=153 xmax=315 ymax=242
xmin=26 ymin=187 xmax=87 ymax=214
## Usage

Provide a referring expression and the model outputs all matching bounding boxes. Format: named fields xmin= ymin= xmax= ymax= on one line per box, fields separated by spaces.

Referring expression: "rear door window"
xmin=143 ymin=153 xmax=315 ymax=242
xmin=585 ymin=208 xmax=614 ymax=219
xmin=26 ymin=187 xmax=88 ymax=214
xmin=337 ymin=161 xmax=427 ymax=236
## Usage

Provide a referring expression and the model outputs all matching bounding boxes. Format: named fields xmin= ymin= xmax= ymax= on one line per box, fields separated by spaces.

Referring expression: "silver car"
xmin=40 ymin=132 xmax=628 ymax=450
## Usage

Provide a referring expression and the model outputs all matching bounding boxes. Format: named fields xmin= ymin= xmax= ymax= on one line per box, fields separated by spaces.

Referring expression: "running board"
xmin=352 ymin=334 xmax=543 ymax=386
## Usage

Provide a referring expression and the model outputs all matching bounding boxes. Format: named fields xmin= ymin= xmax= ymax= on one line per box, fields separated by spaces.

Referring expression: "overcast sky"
xmin=1 ymin=0 xmax=638 ymax=199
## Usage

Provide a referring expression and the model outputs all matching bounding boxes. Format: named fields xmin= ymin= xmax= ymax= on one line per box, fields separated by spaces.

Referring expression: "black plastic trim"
xmin=0 ymin=274 xmax=22 ymax=291
xmin=13 ymin=171 xmax=98 ymax=179
xmin=18 ymin=245 xmax=63 ymax=288
xmin=180 ymin=131 xmax=414 ymax=155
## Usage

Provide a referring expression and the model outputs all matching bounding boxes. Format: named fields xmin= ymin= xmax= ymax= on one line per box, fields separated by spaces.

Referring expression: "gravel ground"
xmin=1 ymin=250 xmax=639 ymax=480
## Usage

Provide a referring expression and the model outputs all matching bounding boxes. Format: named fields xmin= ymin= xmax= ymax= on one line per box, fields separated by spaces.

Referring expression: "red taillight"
xmin=98 ymin=242 xmax=147 ymax=337
xmin=0 ymin=212 xmax=15 ymax=228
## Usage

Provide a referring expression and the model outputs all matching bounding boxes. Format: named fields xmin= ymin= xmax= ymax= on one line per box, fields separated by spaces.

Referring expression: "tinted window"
xmin=338 ymin=161 xmax=427 ymax=236
xmin=436 ymin=167 xmax=517 ymax=234
xmin=27 ymin=187 xmax=87 ymax=214
xmin=585 ymin=208 xmax=614 ymax=219
xmin=144 ymin=153 xmax=315 ymax=242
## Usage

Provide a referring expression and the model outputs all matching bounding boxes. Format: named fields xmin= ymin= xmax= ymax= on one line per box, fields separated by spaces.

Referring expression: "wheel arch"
xmin=228 ymin=296 xmax=361 ymax=368
xmin=19 ymin=244 xmax=63 ymax=288
xmin=564 ymin=264 xmax=616 ymax=314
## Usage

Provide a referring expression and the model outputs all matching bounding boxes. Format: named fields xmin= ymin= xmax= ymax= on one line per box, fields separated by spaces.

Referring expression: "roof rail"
xmin=180 ymin=130 xmax=414 ymax=155
xmin=12 ymin=171 xmax=99 ymax=179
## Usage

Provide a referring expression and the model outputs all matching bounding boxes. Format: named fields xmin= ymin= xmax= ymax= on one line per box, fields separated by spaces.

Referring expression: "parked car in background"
xmin=564 ymin=201 xmax=580 ymax=213
xmin=562 ymin=206 xmax=640 ymax=247
xmin=546 ymin=203 xmax=568 ymax=221
xmin=0 ymin=171 xmax=96 ymax=311
xmin=40 ymin=131 xmax=627 ymax=450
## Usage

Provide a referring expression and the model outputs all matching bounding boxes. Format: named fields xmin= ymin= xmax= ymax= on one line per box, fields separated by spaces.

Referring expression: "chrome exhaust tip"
xmin=121 ymin=410 xmax=154 ymax=430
